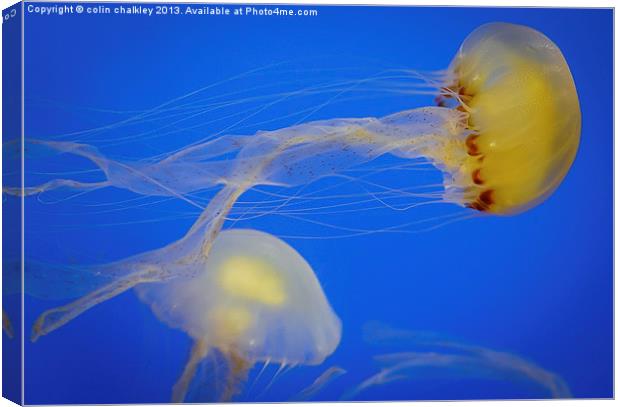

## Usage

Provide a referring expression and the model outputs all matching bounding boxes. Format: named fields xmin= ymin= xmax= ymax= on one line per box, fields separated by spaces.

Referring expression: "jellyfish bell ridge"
xmin=442 ymin=22 xmax=581 ymax=215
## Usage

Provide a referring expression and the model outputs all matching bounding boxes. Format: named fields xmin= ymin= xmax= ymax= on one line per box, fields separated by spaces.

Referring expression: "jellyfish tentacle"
xmin=245 ymin=359 xmax=271 ymax=397
xmin=348 ymin=323 xmax=572 ymax=400
xmin=292 ymin=366 xmax=347 ymax=401
xmin=3 ymin=179 xmax=110 ymax=197
xmin=171 ymin=339 xmax=210 ymax=403
xmin=256 ymin=362 xmax=292 ymax=399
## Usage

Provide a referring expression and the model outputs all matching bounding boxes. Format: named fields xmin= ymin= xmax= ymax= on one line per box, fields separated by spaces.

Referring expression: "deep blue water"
xmin=5 ymin=3 xmax=614 ymax=403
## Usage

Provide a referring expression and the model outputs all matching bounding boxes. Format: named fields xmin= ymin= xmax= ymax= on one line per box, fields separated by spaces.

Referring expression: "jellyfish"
xmin=8 ymin=22 xmax=579 ymax=349
xmin=342 ymin=321 xmax=571 ymax=400
xmin=134 ymin=228 xmax=341 ymax=402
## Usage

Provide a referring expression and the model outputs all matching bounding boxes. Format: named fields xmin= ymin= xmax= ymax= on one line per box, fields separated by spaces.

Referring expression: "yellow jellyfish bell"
xmin=444 ymin=22 xmax=581 ymax=214
xmin=135 ymin=229 xmax=342 ymax=402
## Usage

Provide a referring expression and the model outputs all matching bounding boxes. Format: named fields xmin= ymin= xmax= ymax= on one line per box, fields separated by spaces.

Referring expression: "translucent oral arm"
xmin=28 ymin=107 xmax=467 ymax=340
xmin=3 ymin=179 xmax=110 ymax=197
xmin=9 ymin=107 xmax=464 ymax=200
xmin=171 ymin=339 xmax=209 ymax=403
xmin=31 ymin=265 xmax=160 ymax=342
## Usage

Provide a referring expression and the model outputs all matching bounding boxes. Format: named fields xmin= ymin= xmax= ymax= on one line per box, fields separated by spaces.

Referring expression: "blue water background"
xmin=10 ymin=3 xmax=613 ymax=403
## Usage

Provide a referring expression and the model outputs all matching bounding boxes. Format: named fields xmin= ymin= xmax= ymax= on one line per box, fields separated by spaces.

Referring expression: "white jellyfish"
xmin=133 ymin=228 xmax=341 ymax=402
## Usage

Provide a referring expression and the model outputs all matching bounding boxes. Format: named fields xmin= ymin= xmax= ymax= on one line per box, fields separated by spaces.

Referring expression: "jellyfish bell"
xmin=135 ymin=228 xmax=342 ymax=402
xmin=136 ymin=228 xmax=341 ymax=365
xmin=440 ymin=22 xmax=581 ymax=215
